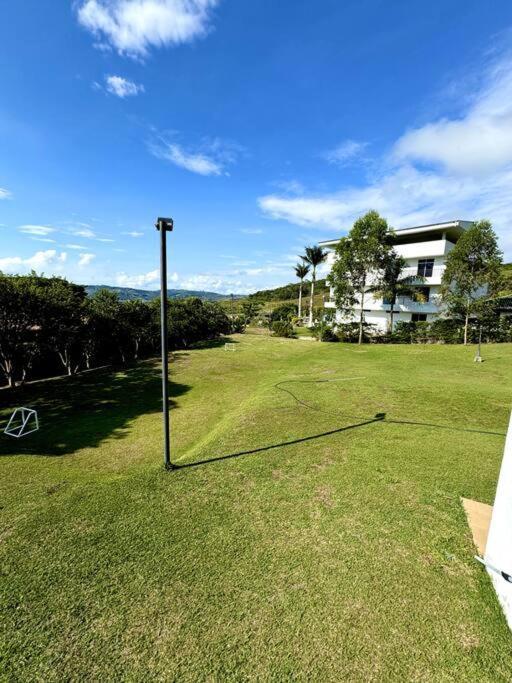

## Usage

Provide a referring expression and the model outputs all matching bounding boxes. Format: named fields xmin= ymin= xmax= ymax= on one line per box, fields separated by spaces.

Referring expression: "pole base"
xmin=164 ymin=462 xmax=178 ymax=471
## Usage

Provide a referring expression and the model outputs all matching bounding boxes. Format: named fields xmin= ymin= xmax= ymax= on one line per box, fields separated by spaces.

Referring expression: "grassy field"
xmin=1 ymin=335 xmax=512 ymax=681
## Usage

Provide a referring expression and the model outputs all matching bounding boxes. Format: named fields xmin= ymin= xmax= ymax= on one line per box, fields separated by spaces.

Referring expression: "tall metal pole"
xmin=156 ymin=217 xmax=174 ymax=469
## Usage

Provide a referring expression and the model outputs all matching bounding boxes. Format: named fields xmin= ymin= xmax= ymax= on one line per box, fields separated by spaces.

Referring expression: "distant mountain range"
xmin=84 ymin=285 xmax=242 ymax=302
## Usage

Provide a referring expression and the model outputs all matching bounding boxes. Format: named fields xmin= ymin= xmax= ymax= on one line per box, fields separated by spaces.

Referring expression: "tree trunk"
xmin=389 ymin=306 xmax=395 ymax=334
xmin=464 ymin=311 xmax=469 ymax=346
xmin=0 ymin=357 xmax=15 ymax=388
xmin=298 ymin=282 xmax=303 ymax=319
xmin=308 ymin=270 xmax=315 ymax=327
xmin=134 ymin=338 xmax=139 ymax=361
xmin=358 ymin=288 xmax=365 ymax=345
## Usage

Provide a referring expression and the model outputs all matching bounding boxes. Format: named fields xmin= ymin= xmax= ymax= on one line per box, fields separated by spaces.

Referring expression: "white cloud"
xmin=393 ymin=57 xmax=512 ymax=175
xmin=0 ymin=250 xmax=67 ymax=275
xmin=152 ymin=141 xmax=222 ymax=176
xmin=105 ymin=74 xmax=144 ymax=98
xmin=177 ymin=273 xmax=253 ymax=294
xmin=31 ymin=237 xmax=57 ymax=244
xmin=68 ymin=227 xmax=114 ymax=243
xmin=259 ymin=51 xmax=512 ymax=259
xmin=272 ymin=179 xmax=305 ymax=195
xmin=78 ymin=253 xmax=96 ymax=267
xmin=323 ymin=140 xmax=368 ymax=166
xmin=19 ymin=225 xmax=55 ymax=236
xmin=71 ymin=228 xmax=96 ymax=238
xmin=116 ymin=269 xmax=160 ymax=287
xmin=77 ymin=0 xmax=219 ymax=58
xmin=65 ymin=244 xmax=87 ymax=250
xmin=149 ymin=134 xmax=241 ymax=176
xmin=0 ymin=188 xmax=11 ymax=200
xmin=122 ymin=230 xmax=144 ymax=237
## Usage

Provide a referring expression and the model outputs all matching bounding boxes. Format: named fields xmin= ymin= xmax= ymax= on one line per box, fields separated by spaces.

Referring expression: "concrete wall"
xmin=485 ymin=412 xmax=512 ymax=629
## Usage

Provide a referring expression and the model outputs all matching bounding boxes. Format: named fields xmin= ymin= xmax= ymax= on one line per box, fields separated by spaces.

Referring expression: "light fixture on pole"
xmin=156 ymin=217 xmax=174 ymax=470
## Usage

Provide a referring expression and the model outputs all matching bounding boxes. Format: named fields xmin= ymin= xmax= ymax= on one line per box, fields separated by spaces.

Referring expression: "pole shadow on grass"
xmin=0 ymin=362 xmax=190 ymax=457
xmin=175 ymin=410 xmax=506 ymax=470
xmin=175 ymin=416 xmax=383 ymax=470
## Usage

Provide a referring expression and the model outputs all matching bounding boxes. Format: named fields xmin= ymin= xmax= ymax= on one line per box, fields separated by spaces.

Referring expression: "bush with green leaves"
xmin=392 ymin=321 xmax=432 ymax=344
xmin=312 ymin=322 xmax=338 ymax=342
xmin=336 ymin=321 xmax=376 ymax=343
xmin=270 ymin=320 xmax=295 ymax=338
xmin=427 ymin=318 xmax=463 ymax=344
xmin=229 ymin=315 xmax=246 ymax=334
xmin=268 ymin=303 xmax=297 ymax=327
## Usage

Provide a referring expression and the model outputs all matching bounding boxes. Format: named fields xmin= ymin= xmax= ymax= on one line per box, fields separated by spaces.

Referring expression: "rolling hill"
xmin=84 ymin=285 xmax=240 ymax=302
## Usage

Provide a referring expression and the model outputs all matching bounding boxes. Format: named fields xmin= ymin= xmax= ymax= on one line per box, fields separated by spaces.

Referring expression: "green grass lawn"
xmin=1 ymin=335 xmax=512 ymax=681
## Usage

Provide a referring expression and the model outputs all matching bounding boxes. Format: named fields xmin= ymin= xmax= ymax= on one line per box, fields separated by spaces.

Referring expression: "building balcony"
xmin=395 ymin=239 xmax=454 ymax=260
xmin=400 ymin=265 xmax=445 ymax=285
xmin=324 ymin=298 xmax=440 ymax=314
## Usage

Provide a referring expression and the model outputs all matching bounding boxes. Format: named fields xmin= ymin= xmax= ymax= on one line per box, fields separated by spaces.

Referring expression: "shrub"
xmin=271 ymin=320 xmax=295 ymax=338
xmin=428 ymin=318 xmax=462 ymax=344
xmin=336 ymin=321 xmax=376 ymax=343
xmin=268 ymin=303 xmax=297 ymax=327
xmin=392 ymin=321 xmax=432 ymax=343
xmin=312 ymin=322 xmax=338 ymax=342
xmin=229 ymin=315 xmax=246 ymax=334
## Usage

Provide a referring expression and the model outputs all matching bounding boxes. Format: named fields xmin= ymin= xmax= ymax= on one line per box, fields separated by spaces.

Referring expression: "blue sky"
xmin=1 ymin=1 xmax=512 ymax=293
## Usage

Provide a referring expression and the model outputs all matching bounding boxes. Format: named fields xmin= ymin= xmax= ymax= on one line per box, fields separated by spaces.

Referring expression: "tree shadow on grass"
xmin=189 ymin=336 xmax=239 ymax=350
xmin=0 ymin=362 xmax=190 ymax=457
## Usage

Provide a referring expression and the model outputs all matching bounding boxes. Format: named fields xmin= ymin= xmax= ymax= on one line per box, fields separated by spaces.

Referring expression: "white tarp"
xmin=485 ymin=411 xmax=512 ymax=629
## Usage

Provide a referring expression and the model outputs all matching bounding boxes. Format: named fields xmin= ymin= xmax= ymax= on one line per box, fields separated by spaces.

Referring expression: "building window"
xmin=411 ymin=313 xmax=427 ymax=322
xmin=414 ymin=286 xmax=430 ymax=303
xmin=417 ymin=258 xmax=434 ymax=277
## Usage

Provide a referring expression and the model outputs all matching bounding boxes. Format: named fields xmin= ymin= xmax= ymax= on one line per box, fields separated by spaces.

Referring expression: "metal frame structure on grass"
xmin=4 ymin=407 xmax=39 ymax=438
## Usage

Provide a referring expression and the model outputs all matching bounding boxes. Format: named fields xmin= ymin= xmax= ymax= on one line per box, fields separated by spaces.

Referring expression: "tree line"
xmin=0 ymin=273 xmax=239 ymax=388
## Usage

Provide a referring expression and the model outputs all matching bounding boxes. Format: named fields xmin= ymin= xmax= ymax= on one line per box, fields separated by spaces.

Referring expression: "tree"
xmin=120 ymin=299 xmax=154 ymax=360
xmin=330 ymin=210 xmax=392 ymax=344
xmin=303 ymin=246 xmax=327 ymax=327
xmin=44 ymin=278 xmax=88 ymax=375
xmin=240 ymin=301 xmax=261 ymax=324
xmin=87 ymin=289 xmax=127 ymax=364
xmin=368 ymin=251 xmax=421 ymax=333
xmin=294 ymin=262 xmax=310 ymax=321
xmin=441 ymin=220 xmax=503 ymax=345
xmin=0 ymin=273 xmax=44 ymax=387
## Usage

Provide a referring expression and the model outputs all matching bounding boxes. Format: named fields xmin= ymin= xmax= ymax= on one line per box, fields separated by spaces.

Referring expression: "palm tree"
xmin=303 ymin=245 xmax=327 ymax=326
xmin=368 ymin=251 xmax=423 ymax=333
xmin=294 ymin=262 xmax=310 ymax=321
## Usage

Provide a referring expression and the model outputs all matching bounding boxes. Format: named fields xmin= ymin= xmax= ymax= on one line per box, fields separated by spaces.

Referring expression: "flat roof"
xmin=319 ymin=219 xmax=473 ymax=247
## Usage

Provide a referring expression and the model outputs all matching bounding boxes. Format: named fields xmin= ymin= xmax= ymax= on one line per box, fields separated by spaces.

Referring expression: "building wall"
xmin=325 ymin=236 xmax=455 ymax=333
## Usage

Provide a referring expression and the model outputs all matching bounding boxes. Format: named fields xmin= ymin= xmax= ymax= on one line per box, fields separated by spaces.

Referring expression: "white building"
xmin=320 ymin=220 xmax=473 ymax=333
